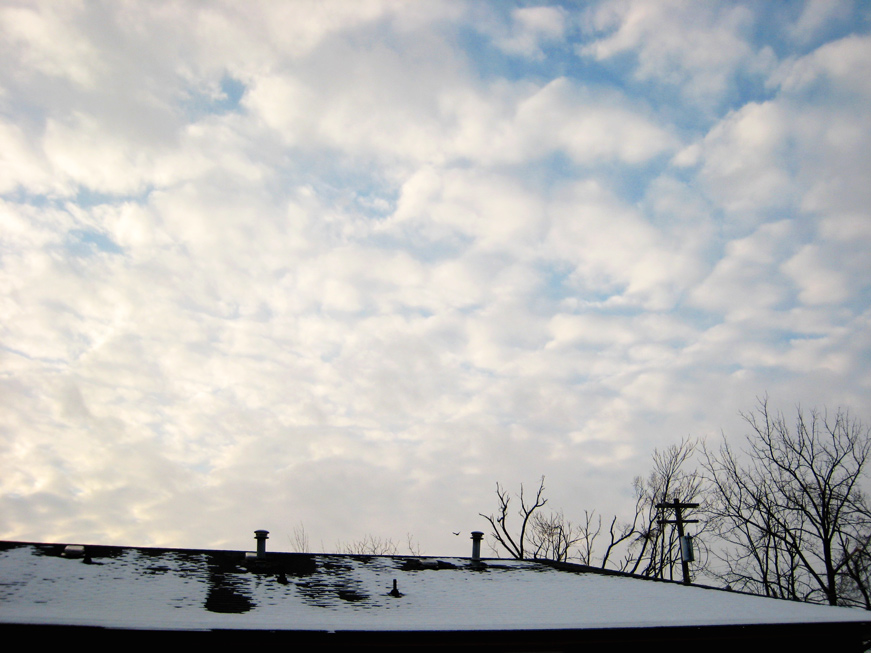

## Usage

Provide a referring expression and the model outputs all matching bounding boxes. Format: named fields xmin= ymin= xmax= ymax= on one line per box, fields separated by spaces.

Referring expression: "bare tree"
xmin=625 ymin=437 xmax=706 ymax=580
xmin=839 ymin=532 xmax=871 ymax=610
xmin=529 ymin=510 xmax=583 ymax=562
xmin=337 ymin=534 xmax=400 ymax=555
xmin=703 ymin=397 xmax=871 ymax=606
xmin=333 ymin=533 xmax=423 ymax=556
xmin=291 ymin=522 xmax=310 ymax=552
xmin=599 ymin=513 xmax=640 ymax=570
xmin=565 ymin=508 xmax=636 ymax=570
xmin=405 ymin=533 xmax=423 ymax=556
xmin=561 ymin=438 xmax=705 ymax=577
xmin=479 ymin=442 xmax=703 ymax=571
xmin=480 ymin=477 xmax=548 ymax=559
xmin=575 ymin=510 xmax=603 ymax=566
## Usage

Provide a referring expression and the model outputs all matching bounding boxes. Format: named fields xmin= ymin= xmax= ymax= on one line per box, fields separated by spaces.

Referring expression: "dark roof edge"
xmin=1 ymin=620 xmax=870 ymax=645
xmin=0 ymin=539 xmax=472 ymax=560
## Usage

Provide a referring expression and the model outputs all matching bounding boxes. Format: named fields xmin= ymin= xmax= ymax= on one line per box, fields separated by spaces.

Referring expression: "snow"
xmin=0 ymin=543 xmax=867 ymax=632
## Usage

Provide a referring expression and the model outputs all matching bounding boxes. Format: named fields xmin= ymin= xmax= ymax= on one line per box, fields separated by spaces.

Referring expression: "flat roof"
xmin=1 ymin=541 xmax=868 ymax=632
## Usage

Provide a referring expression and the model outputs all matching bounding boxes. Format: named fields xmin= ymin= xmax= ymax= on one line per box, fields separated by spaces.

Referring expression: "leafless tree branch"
xmin=703 ymin=396 xmax=871 ymax=607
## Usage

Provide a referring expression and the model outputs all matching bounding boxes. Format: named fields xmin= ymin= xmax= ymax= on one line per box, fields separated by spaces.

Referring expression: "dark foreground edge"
xmin=3 ymin=621 xmax=870 ymax=652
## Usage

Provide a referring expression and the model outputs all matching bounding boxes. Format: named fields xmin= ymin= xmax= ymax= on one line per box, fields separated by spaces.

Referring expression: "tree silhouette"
xmin=703 ymin=397 xmax=871 ymax=606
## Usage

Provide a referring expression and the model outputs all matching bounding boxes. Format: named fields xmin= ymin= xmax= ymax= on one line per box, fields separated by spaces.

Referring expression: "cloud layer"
xmin=2 ymin=0 xmax=870 ymax=555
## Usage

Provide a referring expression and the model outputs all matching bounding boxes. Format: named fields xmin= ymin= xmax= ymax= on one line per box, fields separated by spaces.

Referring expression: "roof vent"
xmin=254 ymin=530 xmax=269 ymax=559
xmin=471 ymin=531 xmax=484 ymax=563
xmin=62 ymin=544 xmax=85 ymax=559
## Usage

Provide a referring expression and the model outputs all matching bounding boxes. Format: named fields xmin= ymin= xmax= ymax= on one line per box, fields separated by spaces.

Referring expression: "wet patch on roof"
xmin=205 ymin=572 xmax=255 ymax=614
xmin=399 ymin=558 xmax=459 ymax=571
xmin=337 ymin=588 xmax=368 ymax=602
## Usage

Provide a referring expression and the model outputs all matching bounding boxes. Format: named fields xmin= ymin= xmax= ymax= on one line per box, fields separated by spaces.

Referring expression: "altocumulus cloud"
xmin=1 ymin=1 xmax=870 ymax=555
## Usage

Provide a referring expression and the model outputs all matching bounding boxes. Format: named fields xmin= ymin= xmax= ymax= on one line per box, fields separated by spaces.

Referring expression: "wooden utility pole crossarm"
xmin=656 ymin=498 xmax=699 ymax=585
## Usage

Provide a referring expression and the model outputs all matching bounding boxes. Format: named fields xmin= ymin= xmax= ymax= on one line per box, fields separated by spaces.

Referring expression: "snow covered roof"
xmin=0 ymin=540 xmax=868 ymax=634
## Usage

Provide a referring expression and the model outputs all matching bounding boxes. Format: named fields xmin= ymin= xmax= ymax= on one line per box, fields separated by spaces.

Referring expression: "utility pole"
xmin=656 ymin=497 xmax=699 ymax=585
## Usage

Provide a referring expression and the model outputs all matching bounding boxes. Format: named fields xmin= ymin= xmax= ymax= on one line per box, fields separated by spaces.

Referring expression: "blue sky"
xmin=1 ymin=0 xmax=870 ymax=555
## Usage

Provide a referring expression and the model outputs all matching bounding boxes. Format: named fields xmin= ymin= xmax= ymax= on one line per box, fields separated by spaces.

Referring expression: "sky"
xmin=1 ymin=0 xmax=870 ymax=557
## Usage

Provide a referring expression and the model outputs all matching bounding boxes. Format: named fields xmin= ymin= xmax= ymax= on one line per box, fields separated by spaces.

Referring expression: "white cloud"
xmin=787 ymin=0 xmax=853 ymax=45
xmin=581 ymin=0 xmax=774 ymax=107
xmin=774 ymin=34 xmax=871 ymax=96
xmin=682 ymin=30 xmax=871 ymax=325
xmin=677 ymin=100 xmax=793 ymax=219
xmin=689 ymin=220 xmax=796 ymax=317
xmin=545 ymin=179 xmax=704 ymax=310
xmin=389 ymin=166 xmax=546 ymax=253
xmin=0 ymin=3 xmax=104 ymax=88
xmin=0 ymin=120 xmax=54 ymax=194
xmin=493 ymin=6 xmax=567 ymax=59
xmin=781 ymin=244 xmax=850 ymax=305
xmin=511 ymin=78 xmax=677 ymax=164
xmin=1 ymin=1 xmax=869 ymax=557
xmin=244 ymin=66 xmax=675 ymax=170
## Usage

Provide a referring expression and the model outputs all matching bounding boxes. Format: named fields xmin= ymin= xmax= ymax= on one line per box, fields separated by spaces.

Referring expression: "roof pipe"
xmin=254 ymin=530 xmax=269 ymax=559
xmin=471 ymin=531 xmax=484 ymax=563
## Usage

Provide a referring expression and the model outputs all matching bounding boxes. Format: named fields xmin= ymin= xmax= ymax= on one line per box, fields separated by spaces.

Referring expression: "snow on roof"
xmin=0 ymin=541 xmax=867 ymax=632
